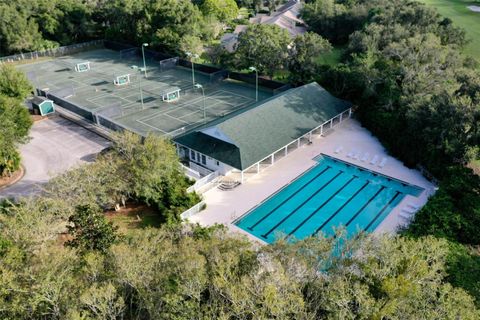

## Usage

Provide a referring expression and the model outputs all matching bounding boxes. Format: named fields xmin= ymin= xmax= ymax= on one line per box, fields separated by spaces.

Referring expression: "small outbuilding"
xmin=31 ymin=96 xmax=55 ymax=116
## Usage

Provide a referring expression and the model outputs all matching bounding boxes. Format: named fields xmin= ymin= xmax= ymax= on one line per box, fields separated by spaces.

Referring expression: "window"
xmin=190 ymin=150 xmax=195 ymax=160
xmin=201 ymin=154 xmax=206 ymax=165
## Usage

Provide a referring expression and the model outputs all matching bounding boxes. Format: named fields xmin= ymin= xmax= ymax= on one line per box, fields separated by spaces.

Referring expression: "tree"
xmin=0 ymin=2 xmax=49 ymax=54
xmin=2 ymin=196 xmax=480 ymax=319
xmin=235 ymin=24 xmax=290 ymax=77
xmin=109 ymin=131 xmax=200 ymax=224
xmin=179 ymin=34 xmax=204 ymax=57
xmin=0 ymin=66 xmax=33 ymax=176
xmin=288 ymin=32 xmax=332 ymax=85
xmin=0 ymin=65 xmax=32 ymax=100
xmin=201 ymin=0 xmax=239 ymax=22
xmin=66 ymin=204 xmax=119 ymax=254
xmin=44 ymin=155 xmax=129 ymax=210
xmin=405 ymin=166 xmax=480 ymax=245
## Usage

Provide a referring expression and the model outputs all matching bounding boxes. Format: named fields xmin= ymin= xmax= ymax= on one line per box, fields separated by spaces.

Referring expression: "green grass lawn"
xmin=106 ymin=204 xmax=162 ymax=234
xmin=418 ymin=0 xmax=480 ymax=58
xmin=316 ymin=46 xmax=346 ymax=67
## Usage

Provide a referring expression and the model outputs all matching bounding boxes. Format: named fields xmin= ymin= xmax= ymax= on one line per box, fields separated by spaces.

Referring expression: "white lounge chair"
xmin=361 ymin=152 xmax=370 ymax=162
xmin=378 ymin=157 xmax=387 ymax=168
xmin=334 ymin=146 xmax=343 ymax=154
xmin=408 ymin=203 xmax=420 ymax=210
xmin=399 ymin=212 xmax=413 ymax=220
xmin=401 ymin=207 xmax=417 ymax=214
xmin=370 ymin=155 xmax=379 ymax=165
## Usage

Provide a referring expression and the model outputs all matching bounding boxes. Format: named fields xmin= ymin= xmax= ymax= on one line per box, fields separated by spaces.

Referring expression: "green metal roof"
xmin=175 ymin=82 xmax=352 ymax=170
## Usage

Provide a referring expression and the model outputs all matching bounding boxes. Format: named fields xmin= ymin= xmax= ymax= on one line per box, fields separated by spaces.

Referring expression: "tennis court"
xmin=18 ymin=48 xmax=273 ymax=136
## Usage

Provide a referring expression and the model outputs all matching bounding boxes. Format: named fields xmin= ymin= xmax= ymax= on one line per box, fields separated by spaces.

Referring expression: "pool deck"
xmin=187 ymin=118 xmax=436 ymax=243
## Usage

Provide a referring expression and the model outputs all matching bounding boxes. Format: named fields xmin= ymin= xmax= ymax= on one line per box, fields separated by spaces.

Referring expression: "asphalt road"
xmin=0 ymin=116 xmax=110 ymax=199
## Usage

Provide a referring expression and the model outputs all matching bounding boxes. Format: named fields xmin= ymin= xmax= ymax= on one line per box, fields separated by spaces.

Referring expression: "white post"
xmin=257 ymin=162 xmax=260 ymax=173
xmin=271 ymin=154 xmax=274 ymax=164
xmin=349 ymin=108 xmax=352 ymax=118
xmin=285 ymin=146 xmax=287 ymax=156
xmin=241 ymin=171 xmax=244 ymax=183
xmin=297 ymin=139 xmax=300 ymax=148
xmin=320 ymin=125 xmax=323 ymax=136
xmin=340 ymin=113 xmax=343 ymax=122
xmin=141 ymin=43 xmax=148 ymax=78
xmin=309 ymin=132 xmax=312 ymax=142
xmin=330 ymin=119 xmax=333 ymax=128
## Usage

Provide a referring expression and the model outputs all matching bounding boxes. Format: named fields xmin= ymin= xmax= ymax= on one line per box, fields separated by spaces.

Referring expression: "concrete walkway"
xmin=0 ymin=116 xmax=110 ymax=199
xmin=188 ymin=119 xmax=435 ymax=242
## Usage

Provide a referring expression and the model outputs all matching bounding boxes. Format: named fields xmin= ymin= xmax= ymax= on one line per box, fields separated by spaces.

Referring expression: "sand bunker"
xmin=467 ymin=5 xmax=480 ymax=13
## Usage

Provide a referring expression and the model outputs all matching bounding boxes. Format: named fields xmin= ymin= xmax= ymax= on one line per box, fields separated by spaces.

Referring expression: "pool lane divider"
xmin=234 ymin=162 xmax=324 ymax=225
xmin=344 ymin=185 xmax=387 ymax=228
xmin=312 ymin=180 xmax=370 ymax=236
xmin=363 ymin=191 xmax=402 ymax=232
xmin=261 ymin=170 xmax=345 ymax=239
xmin=286 ymin=175 xmax=358 ymax=238
xmin=247 ymin=166 xmax=331 ymax=231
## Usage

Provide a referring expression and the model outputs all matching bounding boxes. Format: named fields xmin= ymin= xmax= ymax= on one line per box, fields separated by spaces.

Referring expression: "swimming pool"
xmin=235 ymin=154 xmax=424 ymax=243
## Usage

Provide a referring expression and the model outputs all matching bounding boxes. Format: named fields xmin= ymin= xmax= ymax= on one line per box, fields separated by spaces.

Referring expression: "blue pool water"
xmin=235 ymin=155 xmax=424 ymax=243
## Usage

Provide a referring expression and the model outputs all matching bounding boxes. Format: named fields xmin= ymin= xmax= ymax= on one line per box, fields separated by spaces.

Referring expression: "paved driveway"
xmin=0 ymin=116 xmax=110 ymax=199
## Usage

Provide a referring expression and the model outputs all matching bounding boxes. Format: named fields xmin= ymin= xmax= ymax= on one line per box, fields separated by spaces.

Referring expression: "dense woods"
xmin=302 ymin=0 xmax=480 ymax=305
xmin=1 ymin=203 xmax=479 ymax=319
xmin=0 ymin=0 xmax=479 ymax=318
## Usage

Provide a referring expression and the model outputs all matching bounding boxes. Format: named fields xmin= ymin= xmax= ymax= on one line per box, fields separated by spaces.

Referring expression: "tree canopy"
xmin=0 ymin=65 xmax=32 ymax=176
xmin=1 ymin=199 xmax=479 ymax=319
xmin=302 ymin=0 xmax=480 ymax=306
xmin=44 ymin=131 xmax=200 ymax=224
xmin=288 ymin=32 xmax=332 ymax=85
xmin=235 ymin=24 xmax=291 ymax=77
xmin=201 ymin=0 xmax=239 ymax=22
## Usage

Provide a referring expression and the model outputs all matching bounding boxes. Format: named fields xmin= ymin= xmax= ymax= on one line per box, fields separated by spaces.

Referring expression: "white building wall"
xmin=177 ymin=144 xmax=235 ymax=176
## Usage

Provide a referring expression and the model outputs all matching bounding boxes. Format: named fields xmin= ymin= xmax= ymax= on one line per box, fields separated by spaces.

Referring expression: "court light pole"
xmin=133 ymin=65 xmax=145 ymax=109
xmin=141 ymin=43 xmax=148 ymax=78
xmin=186 ymin=52 xmax=199 ymax=87
xmin=194 ymin=83 xmax=206 ymax=124
xmin=249 ymin=66 xmax=258 ymax=101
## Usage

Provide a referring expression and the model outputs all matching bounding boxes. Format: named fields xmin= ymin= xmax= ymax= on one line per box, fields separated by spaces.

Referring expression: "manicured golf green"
xmin=419 ymin=0 xmax=480 ymax=58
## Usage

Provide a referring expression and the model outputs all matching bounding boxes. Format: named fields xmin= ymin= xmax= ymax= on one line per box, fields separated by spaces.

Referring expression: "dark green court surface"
xmin=18 ymin=49 xmax=273 ymax=136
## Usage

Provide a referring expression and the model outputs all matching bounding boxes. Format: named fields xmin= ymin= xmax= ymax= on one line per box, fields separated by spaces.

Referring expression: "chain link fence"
xmin=0 ymin=40 xmax=104 ymax=64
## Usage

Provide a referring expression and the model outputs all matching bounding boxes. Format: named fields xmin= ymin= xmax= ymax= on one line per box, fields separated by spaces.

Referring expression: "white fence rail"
xmin=189 ymin=161 xmax=213 ymax=177
xmin=181 ymin=163 xmax=201 ymax=180
xmin=180 ymin=201 xmax=206 ymax=220
xmin=0 ymin=40 xmax=104 ymax=64
xmin=187 ymin=171 xmax=220 ymax=193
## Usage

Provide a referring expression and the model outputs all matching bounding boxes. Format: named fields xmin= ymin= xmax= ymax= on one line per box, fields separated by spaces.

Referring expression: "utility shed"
xmin=175 ymin=82 xmax=353 ymax=179
xmin=31 ymin=96 xmax=55 ymax=116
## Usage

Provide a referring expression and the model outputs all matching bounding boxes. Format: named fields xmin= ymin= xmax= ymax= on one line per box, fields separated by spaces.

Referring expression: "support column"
xmin=330 ymin=119 xmax=333 ymax=128
xmin=349 ymin=108 xmax=352 ymax=118
xmin=257 ymin=162 xmax=260 ymax=173
xmin=285 ymin=146 xmax=287 ymax=156
xmin=309 ymin=132 xmax=312 ymax=142
xmin=320 ymin=125 xmax=323 ymax=136
xmin=297 ymin=138 xmax=300 ymax=148
xmin=340 ymin=113 xmax=343 ymax=122
xmin=241 ymin=171 xmax=244 ymax=184
xmin=271 ymin=154 xmax=274 ymax=164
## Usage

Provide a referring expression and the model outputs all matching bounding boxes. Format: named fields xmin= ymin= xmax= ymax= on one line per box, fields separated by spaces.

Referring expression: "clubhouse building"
xmin=175 ymin=82 xmax=353 ymax=182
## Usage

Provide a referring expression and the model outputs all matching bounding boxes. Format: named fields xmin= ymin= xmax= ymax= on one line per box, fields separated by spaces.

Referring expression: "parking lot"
xmin=0 ymin=116 xmax=110 ymax=199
